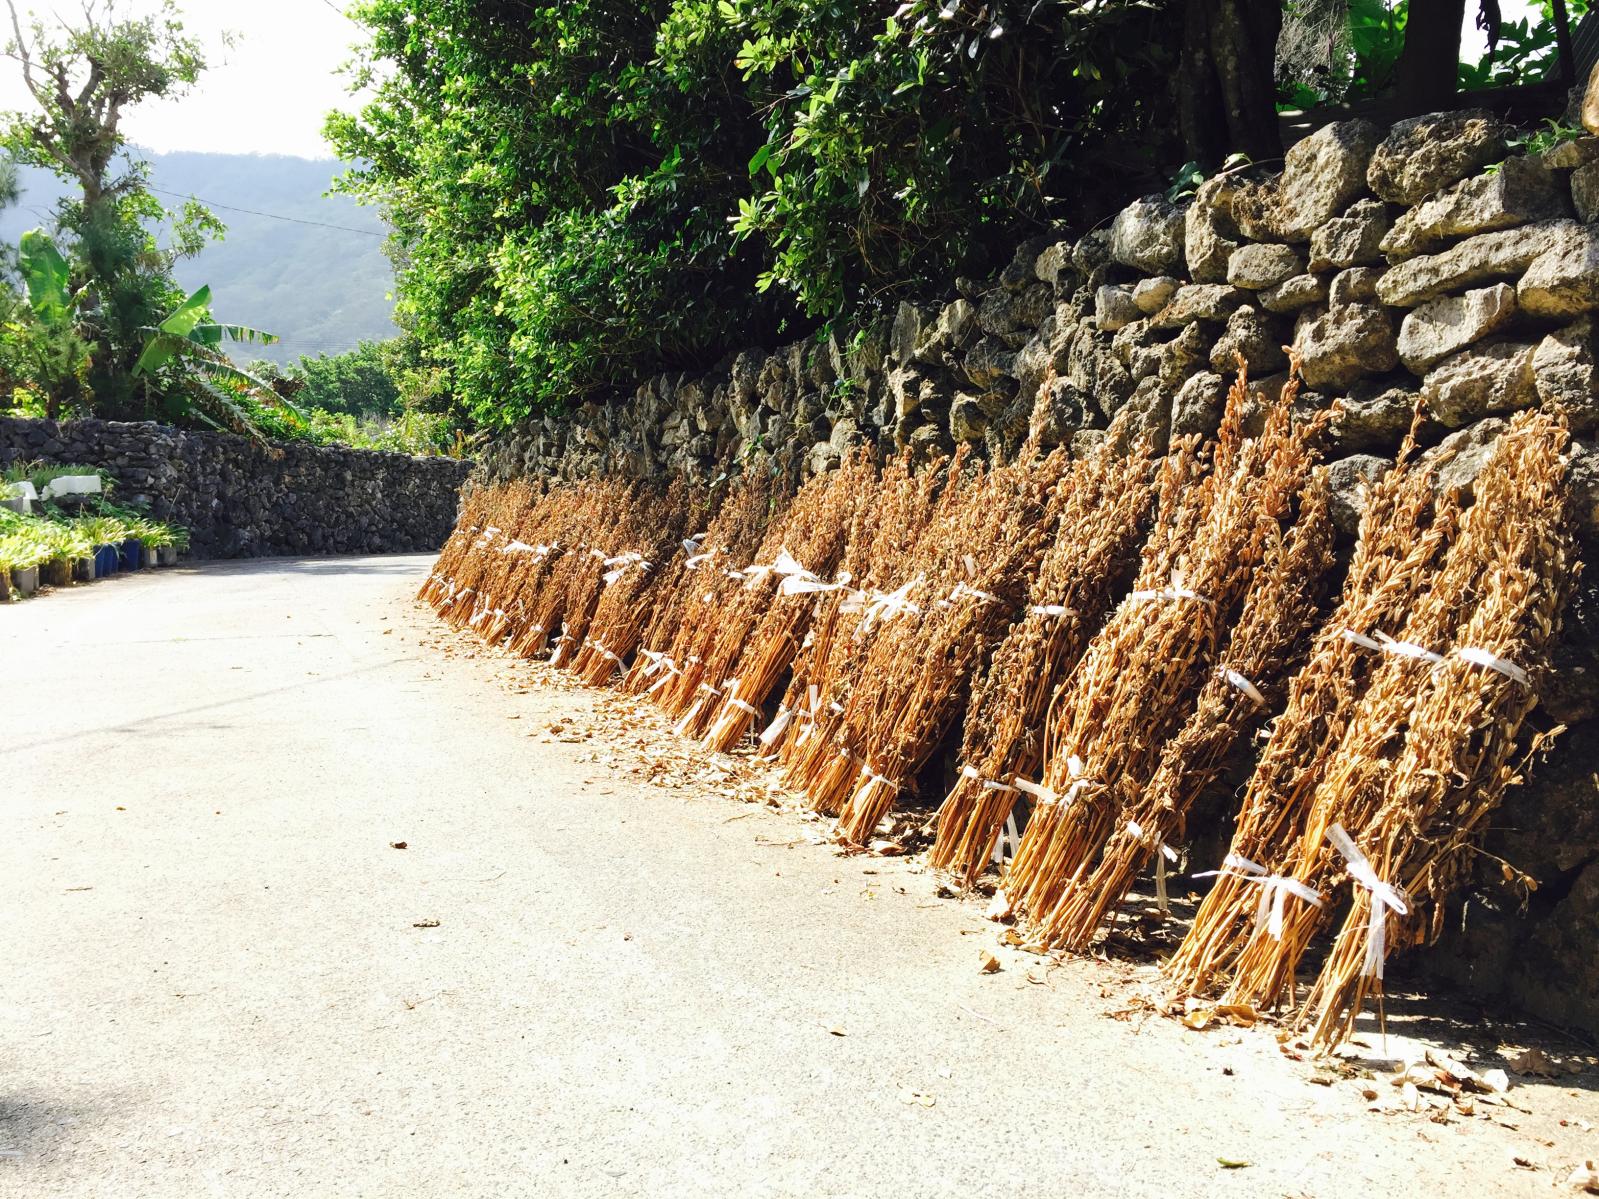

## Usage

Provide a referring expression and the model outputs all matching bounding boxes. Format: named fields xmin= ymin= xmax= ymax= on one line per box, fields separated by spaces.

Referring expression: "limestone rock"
xmin=1519 ymin=222 xmax=1599 ymax=319
xmin=1533 ymin=317 xmax=1599 ymax=432
xmin=1572 ymin=160 xmax=1599 ymax=223
xmin=962 ymin=336 xmax=1017 ymax=389
xmin=1209 ymin=306 xmax=1288 ymax=375
xmin=1367 ymin=109 xmax=1508 ymax=204
xmin=1293 ymin=303 xmax=1398 ymax=389
xmin=1258 ymin=273 xmax=1329 ymax=313
xmin=1094 ymin=284 xmax=1141 ymax=332
xmin=1227 ymin=242 xmax=1304 ymax=289
xmin=912 ymin=298 xmax=976 ymax=364
xmin=1543 ymin=135 xmax=1599 ymax=170
xmin=1274 ymin=119 xmax=1384 ymax=240
xmin=1326 ymin=453 xmax=1392 ymax=537
xmin=1108 ymin=376 xmax=1172 ymax=455
xmin=1381 ymin=156 xmax=1567 ymax=259
xmin=1424 ymin=417 xmax=1509 ymax=501
xmin=1328 ymin=267 xmax=1383 ymax=308
xmin=891 ymin=302 xmax=933 ymax=364
xmin=1071 ymin=228 xmax=1113 ymax=274
xmin=1112 ymin=319 xmax=1164 ymax=383
xmin=1308 ymin=198 xmax=1390 ymax=271
xmin=1150 ymin=283 xmax=1246 ymax=329
xmin=1108 ymin=195 xmax=1185 ymax=273
xmin=1184 ymin=175 xmax=1242 ymax=283
xmin=1397 ymin=283 xmax=1518 ymax=374
xmin=1070 ymin=428 xmax=1109 ymax=459
xmin=1377 ymin=220 xmax=1567 ymax=307
xmin=1172 ymin=371 xmax=1228 ymax=438
xmin=1013 ymin=319 xmax=1056 ymax=411
xmin=1330 ymin=379 xmax=1419 ymax=451
xmin=1132 ymin=275 xmax=1180 ymax=315
xmin=978 ymin=282 xmax=1052 ymax=341
xmin=1029 ymin=377 xmax=1090 ymax=449
xmin=999 ymin=236 xmax=1051 ymax=290
xmin=1033 ymin=240 xmax=1073 ymax=288
xmin=1421 ymin=340 xmax=1538 ymax=427
xmin=949 ymin=393 xmax=990 ymax=442
xmin=1157 ymin=322 xmax=1212 ymax=390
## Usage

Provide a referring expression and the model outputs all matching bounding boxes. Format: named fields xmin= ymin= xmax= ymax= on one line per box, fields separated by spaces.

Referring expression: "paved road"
xmin=3 ymin=556 xmax=1593 ymax=1197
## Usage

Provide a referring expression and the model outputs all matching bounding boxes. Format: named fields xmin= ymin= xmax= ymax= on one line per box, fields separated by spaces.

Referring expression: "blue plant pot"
xmin=94 ymin=544 xmax=120 ymax=577
xmin=119 ymin=539 xmax=143 ymax=570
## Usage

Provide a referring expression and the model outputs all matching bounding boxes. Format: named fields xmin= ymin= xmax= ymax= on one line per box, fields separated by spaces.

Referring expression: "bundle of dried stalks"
xmin=1163 ymin=446 xmax=1466 ymax=1002
xmin=1002 ymin=371 xmax=1325 ymax=939
xmin=1041 ymin=468 xmax=1336 ymax=948
xmin=699 ymin=453 xmax=878 ymax=751
xmin=769 ymin=456 xmax=944 ymax=773
xmin=505 ymin=478 xmax=635 ymax=659
xmin=780 ymin=449 xmax=982 ymax=806
xmin=664 ymin=452 xmax=868 ymax=741
xmin=570 ymin=479 xmax=702 ymax=685
xmin=425 ymin=482 xmax=534 ymax=621
xmin=1197 ymin=412 xmax=1576 ymax=1045
xmin=928 ymin=427 xmax=1160 ymax=885
xmin=621 ymin=470 xmax=780 ymax=697
xmin=1296 ymin=413 xmax=1574 ymax=1045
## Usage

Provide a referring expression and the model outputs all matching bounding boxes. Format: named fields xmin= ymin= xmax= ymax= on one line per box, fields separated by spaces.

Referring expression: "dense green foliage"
xmin=328 ymin=0 xmax=1182 ymax=430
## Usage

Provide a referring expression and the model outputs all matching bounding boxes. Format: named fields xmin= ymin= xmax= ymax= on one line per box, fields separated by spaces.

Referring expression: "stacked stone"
xmin=0 ymin=416 xmax=472 ymax=559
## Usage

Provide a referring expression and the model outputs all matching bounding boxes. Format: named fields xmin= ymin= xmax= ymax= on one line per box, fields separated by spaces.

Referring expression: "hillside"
xmin=0 ymin=150 xmax=397 ymax=366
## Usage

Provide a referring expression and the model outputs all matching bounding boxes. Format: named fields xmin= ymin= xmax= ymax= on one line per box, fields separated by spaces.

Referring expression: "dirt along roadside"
xmin=3 ymin=555 xmax=1596 ymax=1198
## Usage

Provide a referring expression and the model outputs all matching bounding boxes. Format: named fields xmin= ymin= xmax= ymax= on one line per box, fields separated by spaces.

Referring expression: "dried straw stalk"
xmin=831 ymin=447 xmax=1070 ymax=843
xmin=1163 ymin=447 xmax=1466 ymax=1002
xmin=1003 ymin=371 xmax=1324 ymax=938
xmin=929 ymin=427 xmax=1160 ymax=885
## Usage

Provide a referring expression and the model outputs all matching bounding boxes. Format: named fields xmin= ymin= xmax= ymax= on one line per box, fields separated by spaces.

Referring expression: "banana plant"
xmin=3 ymin=230 xmax=92 ymax=415
xmin=133 ymin=285 xmax=304 ymax=440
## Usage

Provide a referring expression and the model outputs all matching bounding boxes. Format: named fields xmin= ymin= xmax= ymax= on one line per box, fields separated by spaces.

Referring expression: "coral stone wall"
xmin=473 ymin=108 xmax=1599 ymax=1036
xmin=0 ymin=417 xmax=472 ymax=559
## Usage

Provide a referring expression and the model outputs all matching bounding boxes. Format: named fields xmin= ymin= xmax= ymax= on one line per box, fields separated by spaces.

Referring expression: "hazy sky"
xmin=0 ymin=0 xmax=370 ymax=160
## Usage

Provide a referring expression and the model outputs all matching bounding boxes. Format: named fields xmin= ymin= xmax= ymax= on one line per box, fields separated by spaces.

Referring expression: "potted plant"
xmin=0 ymin=535 xmax=46 ymax=596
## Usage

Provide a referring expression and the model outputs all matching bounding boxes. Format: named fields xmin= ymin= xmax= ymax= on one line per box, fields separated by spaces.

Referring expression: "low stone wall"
xmin=0 ymin=417 xmax=472 ymax=559
xmin=475 ymin=107 xmax=1599 ymax=1036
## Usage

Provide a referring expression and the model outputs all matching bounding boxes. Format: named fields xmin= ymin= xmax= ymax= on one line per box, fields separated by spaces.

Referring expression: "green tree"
xmin=1 ymin=0 xmax=223 ymax=417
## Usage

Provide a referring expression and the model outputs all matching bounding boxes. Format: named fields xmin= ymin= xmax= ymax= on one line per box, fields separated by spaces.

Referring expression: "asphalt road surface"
xmin=4 ymin=556 xmax=1595 ymax=1197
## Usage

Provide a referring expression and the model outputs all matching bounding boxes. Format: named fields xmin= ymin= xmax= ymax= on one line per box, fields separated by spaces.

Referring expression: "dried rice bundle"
xmin=1164 ymin=448 xmax=1465 ymax=1001
xmin=463 ymin=481 xmax=571 ymax=639
xmin=570 ymin=479 xmax=703 ymax=685
xmin=669 ymin=453 xmax=867 ymax=741
xmin=831 ymin=446 xmax=1070 ymax=843
xmin=700 ymin=452 xmax=877 ymax=752
xmin=1212 ymin=412 xmax=1575 ymax=1044
xmin=929 ymin=427 xmax=1160 ymax=885
xmin=1003 ymin=372 xmax=1324 ymax=937
xmin=1296 ymin=415 xmax=1574 ymax=1044
xmin=622 ymin=470 xmax=780 ymax=698
xmin=769 ymin=456 xmax=944 ymax=771
xmin=506 ymin=478 xmax=634 ymax=659
xmin=1040 ymin=469 xmax=1336 ymax=948
xmin=782 ymin=450 xmax=978 ymax=805
xmin=420 ymin=485 xmax=500 ymax=605
xmin=429 ymin=482 xmax=537 ymax=622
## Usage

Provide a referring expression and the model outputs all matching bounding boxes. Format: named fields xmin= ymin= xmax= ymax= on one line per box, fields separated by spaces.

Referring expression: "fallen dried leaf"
xmin=979 ymin=952 xmax=1001 ymax=974
xmin=1509 ymin=1047 xmax=1561 ymax=1077
xmin=1216 ymin=1158 xmax=1251 ymax=1170
xmin=412 ymin=919 xmax=440 ymax=928
xmin=389 ymin=841 xmax=408 ymax=850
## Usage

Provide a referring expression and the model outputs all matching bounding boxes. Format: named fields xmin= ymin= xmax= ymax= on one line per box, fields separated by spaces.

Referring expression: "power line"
xmin=149 ymin=186 xmax=385 ymax=238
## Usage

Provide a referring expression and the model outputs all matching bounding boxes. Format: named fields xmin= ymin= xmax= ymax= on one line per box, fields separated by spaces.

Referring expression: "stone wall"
xmin=0 ymin=417 xmax=472 ymax=559
xmin=476 ymin=108 xmax=1599 ymax=1035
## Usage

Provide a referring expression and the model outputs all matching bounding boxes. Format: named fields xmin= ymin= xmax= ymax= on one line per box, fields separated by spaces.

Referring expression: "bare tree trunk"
xmin=1179 ymin=0 xmax=1283 ymax=167
xmin=1391 ymin=0 xmax=1466 ymax=112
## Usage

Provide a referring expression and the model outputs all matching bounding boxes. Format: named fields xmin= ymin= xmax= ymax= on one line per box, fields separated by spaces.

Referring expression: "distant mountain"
xmin=0 ymin=149 xmax=398 ymax=366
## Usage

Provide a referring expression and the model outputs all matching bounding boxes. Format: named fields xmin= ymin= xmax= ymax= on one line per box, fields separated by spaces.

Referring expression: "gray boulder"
xmin=1328 ymin=266 xmax=1383 ymax=308
xmin=961 ymin=336 xmax=1017 ymax=389
xmin=1209 ymin=305 xmax=1288 ymax=375
xmin=1519 ymin=222 xmax=1599 ymax=319
xmin=1094 ymin=284 xmax=1142 ymax=332
xmin=1108 ymin=195 xmax=1185 ymax=273
xmin=1308 ymin=198 xmax=1390 ymax=271
xmin=1424 ymin=417 xmax=1509 ymax=501
xmin=1329 ymin=380 xmax=1419 ymax=451
xmin=1184 ymin=175 xmax=1243 ymax=282
xmin=1571 ymin=160 xmax=1599 ymax=223
xmin=1397 ymin=283 xmax=1518 ymax=374
xmin=1367 ymin=109 xmax=1509 ymax=204
xmin=1029 ymin=377 xmax=1090 ymax=448
xmin=1325 ymin=453 xmax=1392 ymax=537
xmin=1377 ymin=220 xmax=1568 ymax=307
xmin=1533 ymin=317 xmax=1599 ymax=432
xmin=1293 ymin=303 xmax=1398 ymax=389
xmin=949 ymin=393 xmax=990 ymax=442
xmin=1381 ymin=156 xmax=1567 ymax=258
xmin=1150 ymin=283 xmax=1247 ymax=329
xmin=1273 ymin=119 xmax=1384 ymax=240
xmin=1131 ymin=275 xmax=1180 ymax=314
xmin=1171 ymin=371 xmax=1229 ymax=438
xmin=1226 ymin=242 xmax=1304 ymax=289
xmin=1258 ymin=273 xmax=1329 ymax=313
xmin=1421 ymin=340 xmax=1539 ymax=427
